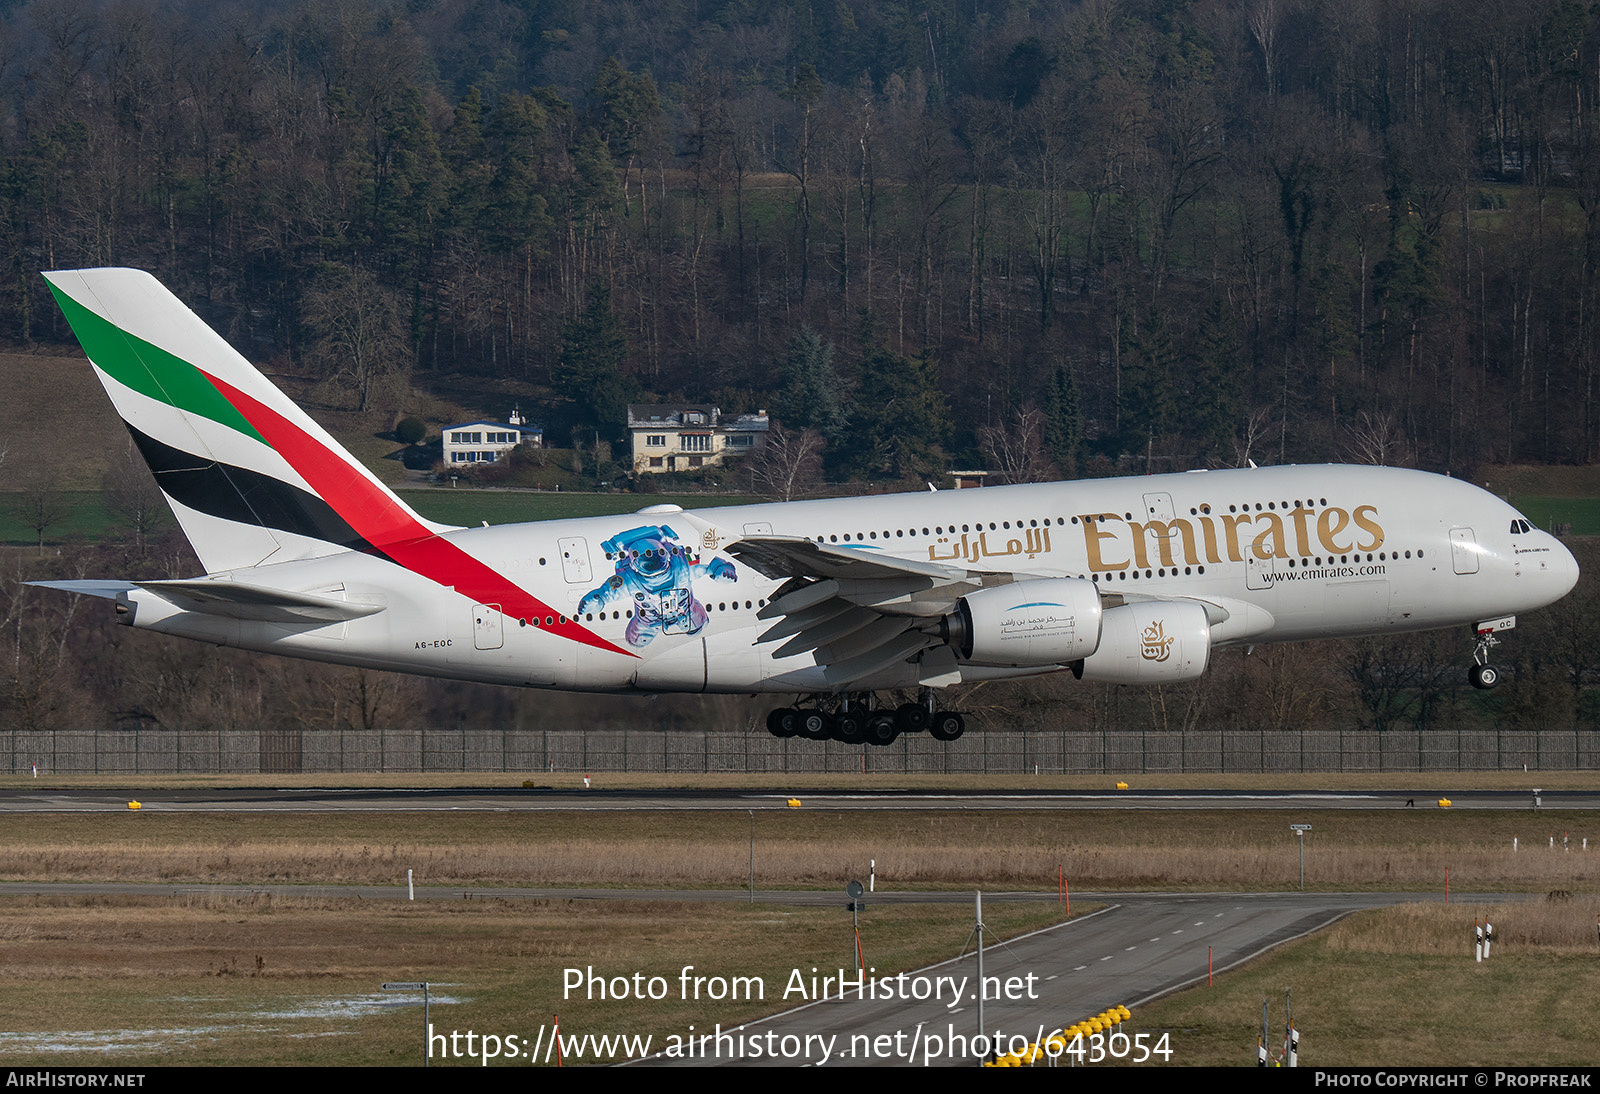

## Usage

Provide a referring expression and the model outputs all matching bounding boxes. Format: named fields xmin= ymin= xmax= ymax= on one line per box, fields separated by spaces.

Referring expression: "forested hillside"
xmin=7 ymin=0 xmax=1600 ymax=746
xmin=4 ymin=0 xmax=1600 ymax=480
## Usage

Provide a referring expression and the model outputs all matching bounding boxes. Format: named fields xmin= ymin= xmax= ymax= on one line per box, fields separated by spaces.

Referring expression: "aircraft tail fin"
xmin=43 ymin=268 xmax=452 ymax=573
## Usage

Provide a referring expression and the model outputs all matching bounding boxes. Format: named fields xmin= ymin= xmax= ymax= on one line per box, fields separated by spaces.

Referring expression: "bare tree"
xmin=978 ymin=406 xmax=1057 ymax=484
xmin=1344 ymin=409 xmax=1412 ymax=466
xmin=104 ymin=437 xmax=166 ymax=558
xmin=1233 ymin=407 xmax=1277 ymax=467
xmin=15 ymin=468 xmax=67 ymax=556
xmin=743 ymin=425 xmax=824 ymax=502
xmin=302 ymin=264 xmax=409 ymax=413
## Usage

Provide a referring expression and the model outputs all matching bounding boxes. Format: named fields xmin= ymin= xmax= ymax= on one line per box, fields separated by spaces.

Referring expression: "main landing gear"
xmin=765 ymin=692 xmax=965 ymax=744
xmin=1468 ymin=625 xmax=1503 ymax=690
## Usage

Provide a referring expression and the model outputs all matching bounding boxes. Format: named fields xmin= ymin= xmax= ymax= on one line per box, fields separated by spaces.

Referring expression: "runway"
xmin=627 ymin=889 xmax=1506 ymax=1067
xmin=0 ymin=785 xmax=1589 ymax=812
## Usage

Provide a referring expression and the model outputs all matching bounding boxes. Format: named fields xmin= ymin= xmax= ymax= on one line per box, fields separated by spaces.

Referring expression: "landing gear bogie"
xmin=762 ymin=695 xmax=967 ymax=743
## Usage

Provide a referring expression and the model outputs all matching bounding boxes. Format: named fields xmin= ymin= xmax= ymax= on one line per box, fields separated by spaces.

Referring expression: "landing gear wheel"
xmin=1469 ymin=664 xmax=1500 ymax=690
xmin=895 ymin=702 xmax=931 ymax=734
xmin=767 ymin=708 xmax=798 ymax=737
xmin=929 ymin=711 xmax=965 ymax=742
xmin=865 ymin=714 xmax=899 ymax=746
xmin=834 ymin=709 xmax=867 ymax=744
xmin=798 ymin=709 xmax=831 ymax=739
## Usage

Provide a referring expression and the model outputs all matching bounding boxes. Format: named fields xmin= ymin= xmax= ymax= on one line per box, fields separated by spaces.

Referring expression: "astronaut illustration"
xmin=577 ymin=524 xmax=736 ymax=647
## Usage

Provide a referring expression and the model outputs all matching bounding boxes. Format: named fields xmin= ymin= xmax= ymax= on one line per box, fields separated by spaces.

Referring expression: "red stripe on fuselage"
xmin=202 ymin=372 xmax=631 ymax=658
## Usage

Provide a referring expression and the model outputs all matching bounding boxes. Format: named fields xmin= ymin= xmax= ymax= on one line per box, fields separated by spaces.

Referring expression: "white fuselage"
xmin=118 ymin=465 xmax=1579 ymax=695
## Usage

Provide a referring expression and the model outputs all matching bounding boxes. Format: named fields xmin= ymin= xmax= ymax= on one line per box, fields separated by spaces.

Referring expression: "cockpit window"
xmin=1509 ymin=519 xmax=1532 ymax=534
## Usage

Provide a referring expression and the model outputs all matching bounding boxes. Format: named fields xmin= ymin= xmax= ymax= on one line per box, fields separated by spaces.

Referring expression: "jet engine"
xmin=943 ymin=577 xmax=1103 ymax=666
xmin=1071 ymin=600 xmax=1211 ymax=684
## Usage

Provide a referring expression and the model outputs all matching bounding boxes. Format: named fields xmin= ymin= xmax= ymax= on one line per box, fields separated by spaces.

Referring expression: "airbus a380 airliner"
xmin=32 ymin=269 xmax=1580 ymax=745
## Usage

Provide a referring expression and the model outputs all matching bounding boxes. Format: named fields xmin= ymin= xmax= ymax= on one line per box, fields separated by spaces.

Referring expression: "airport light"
xmin=1290 ymin=824 xmax=1312 ymax=890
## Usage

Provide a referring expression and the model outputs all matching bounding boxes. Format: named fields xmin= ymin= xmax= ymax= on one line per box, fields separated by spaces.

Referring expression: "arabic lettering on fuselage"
xmin=927 ymin=527 xmax=1051 ymax=565
xmin=920 ymin=502 xmax=1386 ymax=572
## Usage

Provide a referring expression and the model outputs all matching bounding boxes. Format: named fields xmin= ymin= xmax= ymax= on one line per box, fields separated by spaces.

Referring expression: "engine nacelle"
xmin=1071 ymin=600 xmax=1212 ymax=684
xmin=946 ymin=577 xmax=1103 ymax=666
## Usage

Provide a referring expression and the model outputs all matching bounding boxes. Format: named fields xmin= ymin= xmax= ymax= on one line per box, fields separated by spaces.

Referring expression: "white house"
xmin=628 ymin=404 xmax=770 ymax=474
xmin=442 ymin=409 xmax=542 ymax=467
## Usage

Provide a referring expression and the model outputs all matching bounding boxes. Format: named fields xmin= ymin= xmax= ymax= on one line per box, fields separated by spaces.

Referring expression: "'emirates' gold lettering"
xmin=1081 ymin=501 xmax=1387 ymax=573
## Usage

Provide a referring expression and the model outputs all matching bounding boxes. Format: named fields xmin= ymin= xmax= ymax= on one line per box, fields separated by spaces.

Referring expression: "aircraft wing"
xmin=729 ymin=536 xmax=1004 ymax=689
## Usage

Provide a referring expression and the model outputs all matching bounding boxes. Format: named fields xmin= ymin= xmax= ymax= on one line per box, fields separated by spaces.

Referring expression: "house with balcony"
xmin=628 ymin=404 xmax=770 ymax=474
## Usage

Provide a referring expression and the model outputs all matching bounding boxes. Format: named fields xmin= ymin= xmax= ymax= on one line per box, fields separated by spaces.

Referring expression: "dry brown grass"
xmin=0 ymin=893 xmax=1067 ymax=1065
xmin=0 ymin=810 xmax=1594 ymax=892
xmin=1126 ymin=899 xmax=1600 ymax=1066
xmin=6 ymin=769 xmax=1599 ymax=790
xmin=1324 ymin=895 xmax=1600 ymax=955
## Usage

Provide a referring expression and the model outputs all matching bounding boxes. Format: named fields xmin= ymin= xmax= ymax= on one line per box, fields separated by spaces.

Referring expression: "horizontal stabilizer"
xmin=135 ymin=579 xmax=386 ymax=623
xmin=25 ymin=580 xmax=138 ymax=600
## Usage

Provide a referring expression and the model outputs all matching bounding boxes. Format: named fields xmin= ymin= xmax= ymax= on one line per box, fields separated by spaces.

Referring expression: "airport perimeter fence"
xmin=4 ymin=725 xmax=1597 ymax=775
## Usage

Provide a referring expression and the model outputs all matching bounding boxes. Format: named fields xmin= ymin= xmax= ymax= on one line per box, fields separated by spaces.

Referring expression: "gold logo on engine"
xmin=1140 ymin=621 xmax=1174 ymax=662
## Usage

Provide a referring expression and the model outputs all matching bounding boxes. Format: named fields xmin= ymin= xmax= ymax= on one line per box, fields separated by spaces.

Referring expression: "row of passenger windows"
xmin=518 ymin=598 xmax=769 ymax=628
xmin=802 ymin=501 xmax=1362 ymax=543
xmin=811 ymin=516 xmax=1067 ymax=542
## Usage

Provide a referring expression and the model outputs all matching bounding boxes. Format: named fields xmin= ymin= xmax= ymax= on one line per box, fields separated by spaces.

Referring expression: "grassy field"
xmin=1508 ymin=496 xmax=1600 ymax=535
xmin=0 ymin=893 xmax=1068 ymax=1066
xmin=8 ymin=770 xmax=1600 ymax=791
xmin=0 ymin=490 xmax=125 ymax=545
xmin=1116 ymin=898 xmax=1600 ymax=1067
xmin=398 ymin=489 xmax=762 ymax=527
xmin=0 ymin=807 xmax=1595 ymax=1066
xmin=1 ymin=807 xmax=1594 ymax=893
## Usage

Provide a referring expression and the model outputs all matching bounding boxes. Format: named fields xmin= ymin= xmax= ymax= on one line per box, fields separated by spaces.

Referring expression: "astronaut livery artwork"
xmin=577 ymin=524 xmax=737 ymax=648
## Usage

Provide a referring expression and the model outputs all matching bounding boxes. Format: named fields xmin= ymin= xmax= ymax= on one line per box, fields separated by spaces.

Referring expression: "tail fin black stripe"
xmin=127 ymin=423 xmax=376 ymax=553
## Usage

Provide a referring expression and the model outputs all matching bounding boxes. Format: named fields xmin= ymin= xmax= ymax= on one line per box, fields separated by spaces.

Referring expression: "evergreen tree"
xmin=1120 ymin=306 xmax=1178 ymax=469
xmin=777 ymin=326 xmax=847 ymax=440
xmin=483 ymin=92 xmax=554 ymax=256
xmin=1190 ymin=297 xmax=1246 ymax=461
xmin=1042 ymin=365 xmax=1082 ymax=476
xmin=556 ymin=280 xmax=635 ymax=434
xmin=841 ymin=336 xmax=951 ymax=481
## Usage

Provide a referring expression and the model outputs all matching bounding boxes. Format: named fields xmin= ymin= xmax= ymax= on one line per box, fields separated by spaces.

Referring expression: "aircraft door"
xmin=1246 ymin=550 xmax=1276 ymax=590
xmin=743 ymin=522 xmax=773 ymax=536
xmin=1450 ymin=528 xmax=1480 ymax=575
xmin=473 ymin=603 xmax=504 ymax=650
xmin=558 ymin=537 xmax=593 ymax=584
xmin=1141 ymin=492 xmax=1175 ymax=522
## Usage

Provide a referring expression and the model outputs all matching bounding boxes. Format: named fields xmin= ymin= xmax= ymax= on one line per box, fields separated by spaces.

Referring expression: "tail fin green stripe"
xmin=46 ymin=281 xmax=265 ymax=445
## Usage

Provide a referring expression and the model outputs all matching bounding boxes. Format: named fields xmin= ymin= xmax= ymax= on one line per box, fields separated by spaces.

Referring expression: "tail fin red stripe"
xmin=203 ymin=370 xmax=632 ymax=658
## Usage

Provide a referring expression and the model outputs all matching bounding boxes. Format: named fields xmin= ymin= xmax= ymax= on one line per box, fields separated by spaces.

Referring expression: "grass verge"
xmin=1 ymin=809 xmax=1595 ymax=892
xmin=0 ymin=894 xmax=1067 ymax=1066
xmin=1115 ymin=897 xmax=1600 ymax=1066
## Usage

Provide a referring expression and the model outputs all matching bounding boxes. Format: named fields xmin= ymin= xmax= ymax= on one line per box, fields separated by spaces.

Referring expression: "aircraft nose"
xmin=1555 ymin=537 xmax=1580 ymax=599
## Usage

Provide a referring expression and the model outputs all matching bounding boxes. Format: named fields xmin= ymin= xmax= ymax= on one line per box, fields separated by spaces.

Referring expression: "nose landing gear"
xmin=1468 ymin=623 xmax=1505 ymax=690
